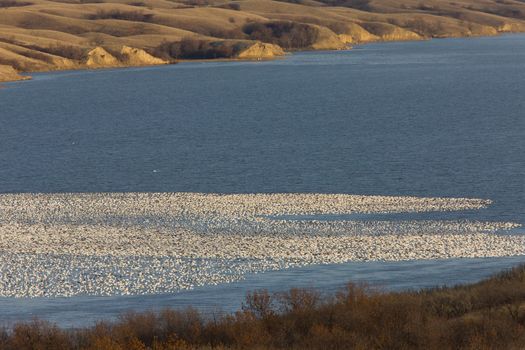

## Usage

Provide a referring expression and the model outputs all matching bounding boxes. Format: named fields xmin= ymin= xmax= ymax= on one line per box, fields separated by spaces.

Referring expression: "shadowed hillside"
xmin=1 ymin=264 xmax=525 ymax=349
xmin=1 ymin=0 xmax=525 ymax=80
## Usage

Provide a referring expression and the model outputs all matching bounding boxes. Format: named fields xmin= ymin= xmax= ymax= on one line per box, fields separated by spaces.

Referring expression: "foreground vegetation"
xmin=2 ymin=264 xmax=525 ymax=349
xmin=2 ymin=0 xmax=525 ymax=80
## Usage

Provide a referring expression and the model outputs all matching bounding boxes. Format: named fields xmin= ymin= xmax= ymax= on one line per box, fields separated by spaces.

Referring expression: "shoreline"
xmin=2 ymin=31 xmax=524 ymax=84
xmin=2 ymin=263 xmax=525 ymax=348
xmin=2 ymin=256 xmax=525 ymax=328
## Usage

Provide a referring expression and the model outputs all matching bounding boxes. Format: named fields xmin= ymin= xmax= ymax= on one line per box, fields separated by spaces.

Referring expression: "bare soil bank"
xmin=0 ymin=64 xmax=29 ymax=81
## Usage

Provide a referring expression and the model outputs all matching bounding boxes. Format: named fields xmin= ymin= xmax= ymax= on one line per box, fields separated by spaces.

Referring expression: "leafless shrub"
xmin=151 ymin=38 xmax=242 ymax=60
xmin=317 ymin=0 xmax=372 ymax=11
xmin=0 ymin=0 xmax=32 ymax=7
xmin=3 ymin=265 xmax=525 ymax=349
xmin=182 ymin=0 xmax=209 ymax=6
xmin=87 ymin=9 xmax=154 ymax=22
xmin=216 ymin=2 xmax=241 ymax=11
xmin=243 ymin=21 xmax=319 ymax=49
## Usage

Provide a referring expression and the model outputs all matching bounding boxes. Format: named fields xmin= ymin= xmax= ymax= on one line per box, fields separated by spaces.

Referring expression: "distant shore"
xmin=2 ymin=31 xmax=524 ymax=84
xmin=2 ymin=0 xmax=525 ymax=83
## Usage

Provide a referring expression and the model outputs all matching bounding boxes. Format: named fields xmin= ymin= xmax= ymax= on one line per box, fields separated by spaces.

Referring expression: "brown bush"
xmin=274 ymin=0 xmax=305 ymax=4
xmin=182 ymin=0 xmax=209 ymax=6
xmin=2 ymin=265 xmax=525 ymax=349
xmin=151 ymin=38 xmax=242 ymax=60
xmin=2 ymin=320 xmax=72 ymax=350
xmin=243 ymin=21 xmax=319 ymax=49
xmin=87 ymin=9 xmax=154 ymax=22
xmin=317 ymin=0 xmax=372 ymax=11
xmin=216 ymin=2 xmax=241 ymax=11
xmin=0 ymin=37 xmax=86 ymax=61
xmin=27 ymin=44 xmax=86 ymax=60
xmin=0 ymin=0 xmax=31 ymax=7
xmin=207 ymin=27 xmax=245 ymax=39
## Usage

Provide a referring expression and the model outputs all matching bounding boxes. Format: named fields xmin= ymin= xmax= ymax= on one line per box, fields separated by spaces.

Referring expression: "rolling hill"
xmin=1 ymin=0 xmax=525 ymax=81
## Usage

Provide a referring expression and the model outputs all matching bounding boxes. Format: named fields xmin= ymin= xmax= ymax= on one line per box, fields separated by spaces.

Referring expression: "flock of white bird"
xmin=0 ymin=193 xmax=522 ymax=297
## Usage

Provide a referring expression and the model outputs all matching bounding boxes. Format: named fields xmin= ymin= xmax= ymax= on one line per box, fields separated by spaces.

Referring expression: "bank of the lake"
xmin=1 ymin=32 xmax=525 ymax=84
xmin=2 ymin=264 xmax=525 ymax=349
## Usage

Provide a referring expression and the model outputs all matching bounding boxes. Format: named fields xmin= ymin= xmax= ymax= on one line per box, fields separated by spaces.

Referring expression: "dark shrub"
xmin=207 ymin=27 xmax=245 ymax=39
xmin=243 ymin=21 xmax=319 ymax=49
xmin=274 ymin=0 xmax=305 ymax=4
xmin=2 ymin=265 xmax=525 ymax=349
xmin=0 ymin=58 xmax=25 ymax=71
xmin=30 ymin=44 xmax=86 ymax=60
xmin=152 ymin=38 xmax=239 ymax=60
xmin=4 ymin=321 xmax=71 ymax=350
xmin=317 ymin=0 xmax=372 ymax=11
xmin=182 ymin=0 xmax=209 ymax=6
xmin=0 ymin=0 xmax=32 ymax=7
xmin=88 ymin=9 xmax=154 ymax=22
xmin=216 ymin=2 xmax=241 ymax=11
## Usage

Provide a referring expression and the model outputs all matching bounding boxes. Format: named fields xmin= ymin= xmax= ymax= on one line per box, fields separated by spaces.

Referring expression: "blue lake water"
xmin=0 ymin=34 xmax=524 ymax=327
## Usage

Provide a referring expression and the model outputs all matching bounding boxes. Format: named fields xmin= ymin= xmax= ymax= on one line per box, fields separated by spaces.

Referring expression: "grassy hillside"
xmin=2 ymin=264 xmax=525 ymax=349
xmin=1 ymin=0 xmax=525 ymax=80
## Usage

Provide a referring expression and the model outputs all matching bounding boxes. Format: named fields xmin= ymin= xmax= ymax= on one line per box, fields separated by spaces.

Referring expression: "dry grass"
xmin=0 ymin=0 xmax=525 ymax=78
xmin=2 ymin=264 xmax=525 ymax=349
xmin=0 ymin=0 xmax=32 ymax=7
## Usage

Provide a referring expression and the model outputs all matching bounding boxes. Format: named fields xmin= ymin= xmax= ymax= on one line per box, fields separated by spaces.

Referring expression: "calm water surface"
xmin=0 ymin=35 xmax=524 ymax=326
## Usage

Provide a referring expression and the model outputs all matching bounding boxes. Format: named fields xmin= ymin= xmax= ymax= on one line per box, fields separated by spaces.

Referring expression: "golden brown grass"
xmin=1 ymin=0 xmax=525 ymax=80
xmin=2 ymin=264 xmax=525 ymax=349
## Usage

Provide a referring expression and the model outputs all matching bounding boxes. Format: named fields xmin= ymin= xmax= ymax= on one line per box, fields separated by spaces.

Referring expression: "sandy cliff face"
xmin=0 ymin=65 xmax=29 ymax=82
xmin=84 ymin=46 xmax=168 ymax=68
xmin=120 ymin=46 xmax=168 ymax=66
xmin=51 ymin=57 xmax=78 ymax=70
xmin=85 ymin=47 xmax=120 ymax=68
xmin=338 ymin=23 xmax=380 ymax=44
xmin=237 ymin=42 xmax=285 ymax=59
xmin=309 ymin=25 xmax=348 ymax=50
xmin=362 ymin=22 xmax=422 ymax=41
xmin=495 ymin=22 xmax=525 ymax=32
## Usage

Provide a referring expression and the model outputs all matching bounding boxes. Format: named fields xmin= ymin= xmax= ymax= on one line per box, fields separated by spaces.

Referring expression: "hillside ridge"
xmin=2 ymin=0 xmax=525 ymax=81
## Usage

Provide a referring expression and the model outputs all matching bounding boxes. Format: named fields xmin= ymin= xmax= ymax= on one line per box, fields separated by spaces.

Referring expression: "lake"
xmin=0 ymin=34 xmax=524 ymax=327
